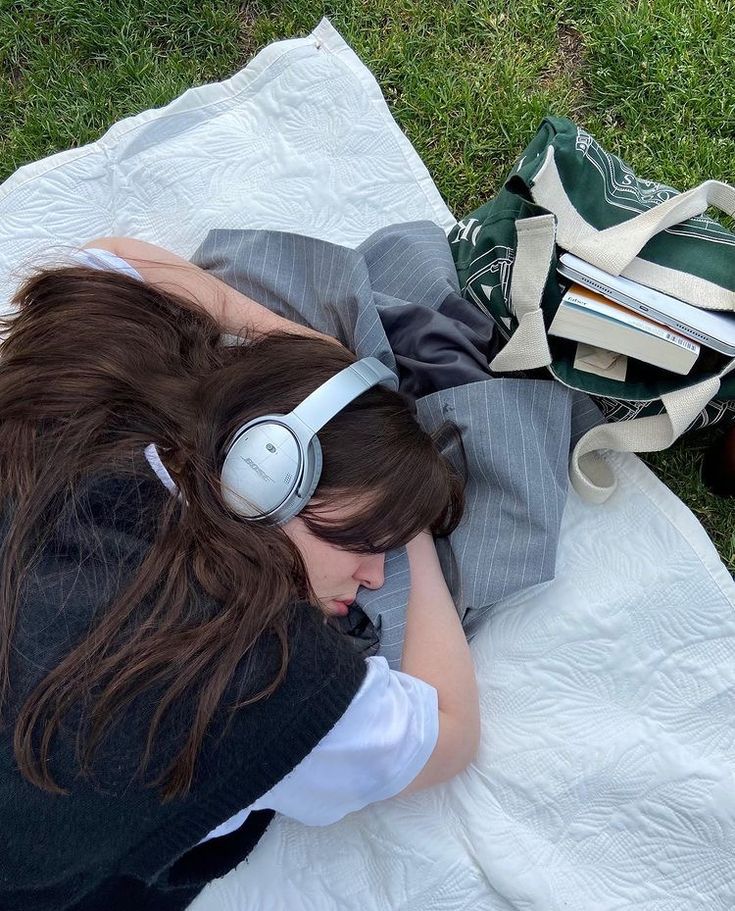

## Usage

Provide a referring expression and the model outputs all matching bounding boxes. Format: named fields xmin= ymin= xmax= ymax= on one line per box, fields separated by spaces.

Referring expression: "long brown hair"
xmin=0 ymin=263 xmax=464 ymax=800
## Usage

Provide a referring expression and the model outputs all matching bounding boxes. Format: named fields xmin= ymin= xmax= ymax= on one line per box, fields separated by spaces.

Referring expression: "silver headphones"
xmin=220 ymin=357 xmax=399 ymax=523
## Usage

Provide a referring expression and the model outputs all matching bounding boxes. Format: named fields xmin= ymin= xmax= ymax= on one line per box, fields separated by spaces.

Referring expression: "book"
xmin=557 ymin=252 xmax=735 ymax=357
xmin=550 ymin=284 xmax=700 ymax=376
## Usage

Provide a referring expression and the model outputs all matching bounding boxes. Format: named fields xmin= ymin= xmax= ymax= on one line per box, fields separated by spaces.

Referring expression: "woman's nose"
xmin=356 ymin=552 xmax=385 ymax=590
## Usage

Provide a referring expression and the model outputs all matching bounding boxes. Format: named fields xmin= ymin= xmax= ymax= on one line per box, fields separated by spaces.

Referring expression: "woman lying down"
xmin=0 ymin=237 xmax=480 ymax=911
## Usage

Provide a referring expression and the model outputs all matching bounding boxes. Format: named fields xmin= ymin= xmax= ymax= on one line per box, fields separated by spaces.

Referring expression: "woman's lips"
xmin=331 ymin=598 xmax=354 ymax=617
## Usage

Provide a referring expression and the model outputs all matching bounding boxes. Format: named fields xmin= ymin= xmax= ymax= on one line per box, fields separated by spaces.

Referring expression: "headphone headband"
xmin=291 ymin=357 xmax=398 ymax=435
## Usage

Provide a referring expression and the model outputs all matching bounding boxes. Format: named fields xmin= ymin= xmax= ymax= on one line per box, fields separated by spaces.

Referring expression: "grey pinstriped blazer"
xmin=191 ymin=222 xmax=602 ymax=667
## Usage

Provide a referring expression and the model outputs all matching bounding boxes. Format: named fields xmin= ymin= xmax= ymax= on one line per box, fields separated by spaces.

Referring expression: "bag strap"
xmin=572 ymin=179 xmax=735 ymax=276
xmin=489 ymin=214 xmax=555 ymax=372
xmin=569 ymin=374 xmax=724 ymax=503
xmin=532 ymin=148 xmax=735 ymax=279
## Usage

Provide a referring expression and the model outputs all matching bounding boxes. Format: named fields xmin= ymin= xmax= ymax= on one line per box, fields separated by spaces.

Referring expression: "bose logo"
xmin=244 ymin=458 xmax=274 ymax=483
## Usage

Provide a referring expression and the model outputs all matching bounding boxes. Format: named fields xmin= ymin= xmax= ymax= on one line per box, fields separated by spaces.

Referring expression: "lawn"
xmin=1 ymin=0 xmax=734 ymax=569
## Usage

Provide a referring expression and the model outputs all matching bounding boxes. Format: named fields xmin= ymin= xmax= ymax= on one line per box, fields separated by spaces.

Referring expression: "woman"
xmin=0 ymin=238 xmax=480 ymax=910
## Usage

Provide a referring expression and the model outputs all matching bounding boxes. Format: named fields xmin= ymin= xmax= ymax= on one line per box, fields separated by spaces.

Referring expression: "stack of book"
xmin=550 ymin=283 xmax=700 ymax=376
xmin=551 ymin=253 xmax=735 ymax=381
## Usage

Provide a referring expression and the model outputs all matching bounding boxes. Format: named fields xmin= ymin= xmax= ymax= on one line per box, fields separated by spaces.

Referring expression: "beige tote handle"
xmin=489 ymin=214 xmax=556 ymax=372
xmin=567 ymin=180 xmax=735 ymax=276
xmin=570 ymin=374 xmax=723 ymax=503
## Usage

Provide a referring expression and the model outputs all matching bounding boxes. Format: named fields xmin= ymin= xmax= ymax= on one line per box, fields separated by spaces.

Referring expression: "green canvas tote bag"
xmin=449 ymin=116 xmax=735 ymax=503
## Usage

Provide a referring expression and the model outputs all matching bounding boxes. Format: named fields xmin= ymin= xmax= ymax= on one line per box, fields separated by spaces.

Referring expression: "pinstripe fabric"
xmin=191 ymin=222 xmax=602 ymax=667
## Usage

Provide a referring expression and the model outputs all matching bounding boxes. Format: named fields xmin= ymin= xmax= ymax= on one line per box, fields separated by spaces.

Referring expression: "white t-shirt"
xmin=71 ymin=247 xmax=439 ymax=839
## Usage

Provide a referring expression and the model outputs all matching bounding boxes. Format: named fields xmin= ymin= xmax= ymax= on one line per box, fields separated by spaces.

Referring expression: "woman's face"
xmin=283 ymin=503 xmax=386 ymax=617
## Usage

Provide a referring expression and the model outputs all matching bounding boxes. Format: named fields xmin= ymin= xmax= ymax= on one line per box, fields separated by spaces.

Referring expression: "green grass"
xmin=1 ymin=0 xmax=734 ymax=571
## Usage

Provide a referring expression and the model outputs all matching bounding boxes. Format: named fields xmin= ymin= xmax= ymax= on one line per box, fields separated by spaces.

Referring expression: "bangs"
xmin=300 ymin=426 xmax=464 ymax=553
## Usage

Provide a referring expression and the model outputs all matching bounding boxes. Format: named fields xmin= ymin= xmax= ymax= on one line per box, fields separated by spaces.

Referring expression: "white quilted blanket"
xmin=2 ymin=18 xmax=734 ymax=911
xmin=193 ymin=453 xmax=735 ymax=911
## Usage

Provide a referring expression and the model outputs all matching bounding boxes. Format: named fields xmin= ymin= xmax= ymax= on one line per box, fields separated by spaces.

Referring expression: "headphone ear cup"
xmin=221 ymin=420 xmax=303 ymax=520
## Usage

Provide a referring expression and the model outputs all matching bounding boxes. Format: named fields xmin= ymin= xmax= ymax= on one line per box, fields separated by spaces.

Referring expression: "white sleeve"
xmin=247 ymin=655 xmax=439 ymax=826
xmin=71 ymin=247 xmax=145 ymax=282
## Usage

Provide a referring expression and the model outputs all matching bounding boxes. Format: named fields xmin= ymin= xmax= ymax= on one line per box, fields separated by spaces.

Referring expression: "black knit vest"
xmin=0 ymin=466 xmax=366 ymax=910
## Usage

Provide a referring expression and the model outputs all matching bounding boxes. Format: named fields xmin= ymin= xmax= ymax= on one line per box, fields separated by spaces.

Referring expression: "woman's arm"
xmin=398 ymin=531 xmax=480 ymax=794
xmin=82 ymin=236 xmax=344 ymax=345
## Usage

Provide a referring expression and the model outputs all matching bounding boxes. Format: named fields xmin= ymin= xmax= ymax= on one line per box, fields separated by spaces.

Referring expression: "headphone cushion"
xmin=301 ymin=436 xmax=323 ymax=503
xmin=271 ymin=435 xmax=323 ymax=524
